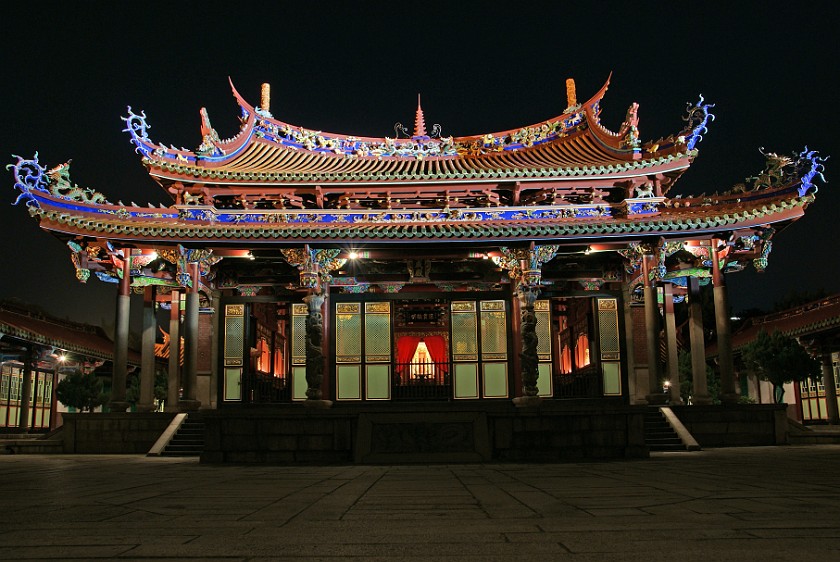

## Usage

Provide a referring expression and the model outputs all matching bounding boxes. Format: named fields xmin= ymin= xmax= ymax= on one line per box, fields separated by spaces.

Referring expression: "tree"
xmin=56 ymin=370 xmax=108 ymax=412
xmin=740 ymin=330 xmax=821 ymax=403
xmin=126 ymin=368 xmax=168 ymax=408
xmin=678 ymin=350 xmax=720 ymax=404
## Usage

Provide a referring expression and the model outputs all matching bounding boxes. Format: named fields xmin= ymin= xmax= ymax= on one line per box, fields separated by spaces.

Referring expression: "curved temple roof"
xmin=8 ymin=78 xmax=826 ymax=291
xmin=120 ymin=77 xmax=712 ymax=203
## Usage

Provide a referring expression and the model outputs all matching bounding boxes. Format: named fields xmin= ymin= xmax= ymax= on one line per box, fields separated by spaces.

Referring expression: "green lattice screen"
xmin=224 ymin=305 xmax=244 ymax=367
xmin=535 ymin=300 xmax=551 ymax=361
xmin=335 ymin=304 xmax=361 ymax=361
xmin=364 ymin=311 xmax=391 ymax=362
xmin=597 ymin=298 xmax=620 ymax=360
xmin=451 ymin=303 xmax=478 ymax=360
xmin=291 ymin=306 xmax=307 ymax=366
xmin=480 ymin=304 xmax=507 ymax=359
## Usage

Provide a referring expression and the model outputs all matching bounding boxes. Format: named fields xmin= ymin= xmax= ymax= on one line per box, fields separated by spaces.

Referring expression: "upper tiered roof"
xmin=120 ymin=77 xmax=711 ymax=210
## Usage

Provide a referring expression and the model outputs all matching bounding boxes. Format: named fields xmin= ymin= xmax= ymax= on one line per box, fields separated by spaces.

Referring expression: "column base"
xmin=108 ymin=401 xmax=130 ymax=413
xmin=135 ymin=402 xmax=157 ymax=413
xmin=178 ymin=399 xmax=202 ymax=412
xmin=304 ymin=399 xmax=333 ymax=409
xmin=692 ymin=394 xmax=713 ymax=406
xmin=645 ymin=393 xmax=668 ymax=406
xmin=512 ymin=395 xmax=542 ymax=408
xmin=719 ymin=392 xmax=740 ymax=405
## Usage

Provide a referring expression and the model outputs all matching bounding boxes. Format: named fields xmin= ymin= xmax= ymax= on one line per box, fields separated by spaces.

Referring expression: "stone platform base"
xmin=200 ymin=402 xmax=649 ymax=464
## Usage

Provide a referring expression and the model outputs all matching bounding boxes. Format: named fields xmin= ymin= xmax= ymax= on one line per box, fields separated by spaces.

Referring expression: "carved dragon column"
xmin=282 ymin=246 xmax=346 ymax=408
xmin=109 ymin=249 xmax=133 ymax=412
xmin=496 ymin=244 xmax=558 ymax=407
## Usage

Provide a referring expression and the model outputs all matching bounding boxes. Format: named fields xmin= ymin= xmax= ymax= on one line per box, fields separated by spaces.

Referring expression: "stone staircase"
xmin=1 ymin=429 xmax=64 ymax=454
xmin=160 ymin=413 xmax=204 ymax=457
xmin=787 ymin=419 xmax=840 ymax=444
xmin=644 ymin=408 xmax=687 ymax=452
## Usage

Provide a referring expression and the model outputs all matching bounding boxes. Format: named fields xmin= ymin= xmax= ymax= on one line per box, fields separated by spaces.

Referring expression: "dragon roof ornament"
xmin=8 ymin=153 xmax=111 ymax=208
xmin=681 ymin=95 xmax=715 ymax=150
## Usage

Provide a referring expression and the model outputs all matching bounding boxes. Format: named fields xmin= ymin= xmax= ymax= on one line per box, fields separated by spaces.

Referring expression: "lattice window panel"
xmin=597 ymin=298 xmax=620 ymax=361
xmin=535 ymin=300 xmax=551 ymax=361
xmin=364 ymin=311 xmax=391 ymax=362
xmin=480 ymin=307 xmax=507 ymax=359
xmin=224 ymin=315 xmax=244 ymax=367
xmin=291 ymin=313 xmax=307 ymax=365
xmin=335 ymin=304 xmax=361 ymax=362
xmin=451 ymin=307 xmax=478 ymax=360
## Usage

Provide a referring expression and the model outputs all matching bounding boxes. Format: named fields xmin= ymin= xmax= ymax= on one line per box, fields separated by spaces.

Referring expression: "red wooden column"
xmin=166 ymin=290 xmax=181 ymax=411
xmin=711 ymin=243 xmax=737 ymax=403
xmin=110 ymin=251 xmax=132 ymax=412
xmin=17 ymin=345 xmax=33 ymax=431
xmin=820 ymin=345 xmax=839 ymax=425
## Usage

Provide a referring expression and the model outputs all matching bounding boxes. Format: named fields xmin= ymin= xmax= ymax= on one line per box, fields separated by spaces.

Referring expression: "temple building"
xmin=9 ymin=77 xmax=827 ymax=461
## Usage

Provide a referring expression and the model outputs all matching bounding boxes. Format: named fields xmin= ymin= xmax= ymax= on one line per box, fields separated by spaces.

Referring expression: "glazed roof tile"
xmin=0 ymin=306 xmax=140 ymax=364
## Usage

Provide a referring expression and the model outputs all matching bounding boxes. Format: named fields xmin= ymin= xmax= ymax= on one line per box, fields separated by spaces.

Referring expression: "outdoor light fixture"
xmin=248 ymin=251 xmax=255 ymax=260
xmin=348 ymin=251 xmax=359 ymax=260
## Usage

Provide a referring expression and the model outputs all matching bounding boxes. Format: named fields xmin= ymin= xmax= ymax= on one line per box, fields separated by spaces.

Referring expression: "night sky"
xmin=1 ymin=1 xmax=838 ymax=329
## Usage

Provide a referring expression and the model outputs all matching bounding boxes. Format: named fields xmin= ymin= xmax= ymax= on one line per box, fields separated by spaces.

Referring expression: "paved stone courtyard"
xmin=1 ymin=445 xmax=839 ymax=560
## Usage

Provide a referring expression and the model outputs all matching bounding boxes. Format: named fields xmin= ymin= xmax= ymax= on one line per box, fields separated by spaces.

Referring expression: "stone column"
xmin=110 ymin=252 xmax=132 ymax=412
xmin=711 ymin=243 xmax=738 ymax=403
xmin=662 ymin=283 xmax=683 ymax=405
xmin=166 ymin=290 xmax=181 ymax=411
xmin=181 ymin=261 xmax=201 ymax=410
xmin=303 ymin=290 xmax=331 ymax=408
xmin=821 ymin=349 xmax=839 ymax=425
xmin=688 ymin=277 xmax=712 ymax=405
xmin=137 ymin=286 xmax=157 ymax=411
xmin=621 ymin=282 xmax=642 ymax=404
xmin=642 ymin=253 xmax=665 ymax=403
xmin=17 ymin=345 xmax=34 ymax=431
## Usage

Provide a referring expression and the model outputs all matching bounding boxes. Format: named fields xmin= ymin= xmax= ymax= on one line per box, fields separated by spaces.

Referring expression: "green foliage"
xmin=126 ymin=369 xmax=168 ymax=406
xmin=56 ymin=370 xmax=108 ymax=413
xmin=677 ymin=350 xmax=720 ymax=404
xmin=740 ymin=330 xmax=821 ymax=403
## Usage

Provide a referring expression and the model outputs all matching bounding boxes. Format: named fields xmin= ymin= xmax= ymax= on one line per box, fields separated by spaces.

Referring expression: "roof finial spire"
xmin=566 ymin=78 xmax=577 ymax=108
xmin=413 ymin=93 xmax=427 ymax=137
xmin=260 ymin=83 xmax=271 ymax=114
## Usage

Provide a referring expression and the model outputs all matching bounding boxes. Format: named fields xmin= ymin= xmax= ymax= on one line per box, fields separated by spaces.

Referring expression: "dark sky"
xmin=1 ymin=1 xmax=838 ymax=328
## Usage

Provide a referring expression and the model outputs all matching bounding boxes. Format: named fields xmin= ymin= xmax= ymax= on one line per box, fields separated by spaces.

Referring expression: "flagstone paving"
xmin=1 ymin=445 xmax=839 ymax=560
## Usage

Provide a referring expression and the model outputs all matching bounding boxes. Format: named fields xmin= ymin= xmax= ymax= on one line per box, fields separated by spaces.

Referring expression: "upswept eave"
xmin=23 ymin=183 xmax=814 ymax=245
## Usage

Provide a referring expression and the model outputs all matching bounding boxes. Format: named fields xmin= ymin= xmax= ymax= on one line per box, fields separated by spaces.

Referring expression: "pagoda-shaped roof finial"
xmin=413 ymin=93 xmax=427 ymax=138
